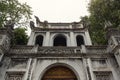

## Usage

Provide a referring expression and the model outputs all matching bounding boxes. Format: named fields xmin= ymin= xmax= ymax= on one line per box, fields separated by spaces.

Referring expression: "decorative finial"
xmin=30 ymin=21 xmax=35 ymax=29
xmin=34 ymin=16 xmax=41 ymax=25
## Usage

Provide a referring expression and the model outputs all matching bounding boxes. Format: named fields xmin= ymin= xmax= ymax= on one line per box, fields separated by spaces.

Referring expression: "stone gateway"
xmin=0 ymin=20 xmax=120 ymax=80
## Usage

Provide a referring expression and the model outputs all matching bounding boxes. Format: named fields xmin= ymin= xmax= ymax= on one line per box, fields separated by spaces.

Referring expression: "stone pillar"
xmin=70 ymin=32 xmax=76 ymax=46
xmin=85 ymin=30 xmax=92 ymax=45
xmin=0 ymin=54 xmax=3 ymax=61
xmin=44 ymin=32 xmax=50 ymax=46
xmin=87 ymin=58 xmax=95 ymax=80
xmin=29 ymin=58 xmax=37 ymax=80
xmin=81 ymin=45 xmax=86 ymax=53
xmin=108 ymin=58 xmax=120 ymax=80
xmin=27 ymin=31 xmax=35 ymax=45
xmin=83 ymin=58 xmax=89 ymax=80
xmin=0 ymin=54 xmax=3 ymax=67
xmin=114 ymin=53 xmax=120 ymax=67
xmin=69 ymin=24 xmax=72 ymax=29
xmin=0 ymin=28 xmax=13 ymax=52
xmin=24 ymin=58 xmax=32 ymax=80
xmin=48 ymin=24 xmax=51 ymax=28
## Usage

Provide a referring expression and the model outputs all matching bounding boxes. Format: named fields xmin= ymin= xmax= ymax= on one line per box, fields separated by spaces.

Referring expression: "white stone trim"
xmin=32 ymin=59 xmax=88 ymax=80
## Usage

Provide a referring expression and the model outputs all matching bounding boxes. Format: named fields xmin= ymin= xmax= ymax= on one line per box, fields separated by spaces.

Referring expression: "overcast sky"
xmin=19 ymin=0 xmax=90 ymax=22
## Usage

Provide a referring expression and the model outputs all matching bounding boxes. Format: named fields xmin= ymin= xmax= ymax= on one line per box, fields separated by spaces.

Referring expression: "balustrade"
xmin=9 ymin=46 xmax=108 ymax=55
xmin=10 ymin=46 xmax=81 ymax=54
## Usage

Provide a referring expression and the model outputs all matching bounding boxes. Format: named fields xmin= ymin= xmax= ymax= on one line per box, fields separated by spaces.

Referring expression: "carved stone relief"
xmin=38 ymin=47 xmax=81 ymax=54
xmin=6 ymin=72 xmax=24 ymax=80
xmin=2 ymin=36 xmax=10 ymax=50
xmin=94 ymin=72 xmax=113 ymax=80
xmin=9 ymin=58 xmax=28 ymax=69
xmin=92 ymin=59 xmax=107 ymax=68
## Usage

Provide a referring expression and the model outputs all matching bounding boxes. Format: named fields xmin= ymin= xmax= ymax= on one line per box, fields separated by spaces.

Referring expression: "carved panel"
xmin=86 ymin=46 xmax=107 ymax=54
xmin=38 ymin=47 xmax=81 ymax=54
xmin=9 ymin=58 xmax=28 ymax=69
xmin=92 ymin=59 xmax=107 ymax=68
xmin=94 ymin=72 xmax=113 ymax=80
xmin=6 ymin=72 xmax=24 ymax=80
xmin=10 ymin=46 xmax=34 ymax=54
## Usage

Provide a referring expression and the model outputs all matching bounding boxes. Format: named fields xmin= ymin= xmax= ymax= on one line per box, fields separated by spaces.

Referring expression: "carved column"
xmin=108 ymin=57 xmax=120 ymax=80
xmin=87 ymin=58 xmax=95 ymax=80
xmin=83 ymin=58 xmax=90 ymax=80
xmin=44 ymin=32 xmax=50 ymax=46
xmin=0 ymin=54 xmax=3 ymax=67
xmin=85 ymin=30 xmax=92 ymax=45
xmin=27 ymin=31 xmax=35 ymax=45
xmin=24 ymin=58 xmax=32 ymax=80
xmin=0 ymin=54 xmax=3 ymax=61
xmin=70 ymin=32 xmax=76 ymax=46
xmin=29 ymin=58 xmax=37 ymax=80
xmin=114 ymin=52 xmax=120 ymax=67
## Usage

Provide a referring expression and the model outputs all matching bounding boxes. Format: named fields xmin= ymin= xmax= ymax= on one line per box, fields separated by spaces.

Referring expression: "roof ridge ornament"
xmin=34 ymin=15 xmax=41 ymax=25
xmin=30 ymin=21 xmax=35 ymax=29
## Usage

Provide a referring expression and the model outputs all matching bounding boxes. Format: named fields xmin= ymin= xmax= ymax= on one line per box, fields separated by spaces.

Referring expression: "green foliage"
xmin=0 ymin=0 xmax=32 ymax=27
xmin=80 ymin=16 xmax=90 ymax=28
xmin=13 ymin=27 xmax=28 ymax=45
xmin=88 ymin=0 xmax=120 ymax=45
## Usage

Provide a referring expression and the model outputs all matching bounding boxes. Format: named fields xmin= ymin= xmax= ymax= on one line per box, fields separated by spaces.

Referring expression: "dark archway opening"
xmin=54 ymin=35 xmax=67 ymax=46
xmin=76 ymin=35 xmax=84 ymax=46
xmin=35 ymin=35 xmax=43 ymax=46
xmin=42 ymin=66 xmax=77 ymax=80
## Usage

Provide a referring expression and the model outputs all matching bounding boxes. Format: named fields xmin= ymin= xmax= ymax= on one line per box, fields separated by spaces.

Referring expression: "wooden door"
xmin=42 ymin=66 xmax=77 ymax=80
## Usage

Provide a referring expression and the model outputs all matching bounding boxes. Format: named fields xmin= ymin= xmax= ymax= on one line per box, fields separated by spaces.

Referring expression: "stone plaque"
xmin=92 ymin=59 xmax=107 ymax=68
xmin=9 ymin=58 xmax=28 ymax=69
xmin=6 ymin=73 xmax=24 ymax=80
xmin=94 ymin=72 xmax=113 ymax=80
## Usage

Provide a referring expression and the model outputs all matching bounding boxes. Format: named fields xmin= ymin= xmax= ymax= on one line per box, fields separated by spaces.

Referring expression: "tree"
xmin=0 ymin=0 xmax=32 ymax=28
xmin=88 ymin=0 xmax=120 ymax=45
xmin=80 ymin=16 xmax=90 ymax=28
xmin=13 ymin=27 xmax=28 ymax=45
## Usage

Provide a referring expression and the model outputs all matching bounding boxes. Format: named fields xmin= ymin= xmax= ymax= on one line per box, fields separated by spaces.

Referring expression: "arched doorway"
xmin=53 ymin=35 xmax=67 ymax=46
xmin=42 ymin=66 xmax=77 ymax=80
xmin=76 ymin=35 xmax=84 ymax=46
xmin=35 ymin=35 xmax=43 ymax=46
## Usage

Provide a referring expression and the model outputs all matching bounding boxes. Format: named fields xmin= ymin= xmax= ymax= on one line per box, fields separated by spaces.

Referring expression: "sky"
xmin=19 ymin=0 xmax=90 ymax=22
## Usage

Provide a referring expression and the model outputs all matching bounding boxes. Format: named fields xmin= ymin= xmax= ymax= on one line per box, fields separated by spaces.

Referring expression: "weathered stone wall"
xmin=0 ymin=57 xmax=11 ymax=80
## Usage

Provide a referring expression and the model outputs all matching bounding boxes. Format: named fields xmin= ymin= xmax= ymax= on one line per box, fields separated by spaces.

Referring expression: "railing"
xmin=38 ymin=47 xmax=81 ymax=54
xmin=9 ymin=46 xmax=81 ymax=54
xmin=9 ymin=45 xmax=35 ymax=54
xmin=9 ymin=45 xmax=108 ymax=55
xmin=50 ymin=26 xmax=70 ymax=29
xmin=86 ymin=46 xmax=107 ymax=54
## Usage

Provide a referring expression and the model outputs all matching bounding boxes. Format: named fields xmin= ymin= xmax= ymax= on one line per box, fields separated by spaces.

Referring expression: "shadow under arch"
xmin=53 ymin=34 xmax=67 ymax=46
xmin=39 ymin=63 xmax=80 ymax=80
xmin=76 ymin=35 xmax=84 ymax=46
xmin=35 ymin=35 xmax=44 ymax=46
